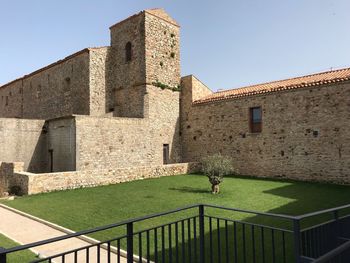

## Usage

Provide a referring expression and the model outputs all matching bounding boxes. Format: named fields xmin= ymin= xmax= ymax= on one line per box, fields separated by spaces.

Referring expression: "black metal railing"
xmin=1 ymin=203 xmax=350 ymax=262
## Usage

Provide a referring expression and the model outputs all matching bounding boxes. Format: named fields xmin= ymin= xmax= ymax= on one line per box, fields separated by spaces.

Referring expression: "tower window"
xmin=125 ymin=42 xmax=132 ymax=62
xmin=249 ymin=106 xmax=262 ymax=133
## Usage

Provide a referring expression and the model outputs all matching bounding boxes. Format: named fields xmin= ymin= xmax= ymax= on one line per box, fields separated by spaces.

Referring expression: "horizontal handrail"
xmin=205 ymin=214 xmax=294 ymax=233
xmin=2 ymin=202 xmax=350 ymax=258
xmin=1 ymin=204 xmax=199 ymax=254
xmin=204 ymin=203 xmax=297 ymax=220
xmin=313 ymin=239 xmax=350 ymax=262
xmin=296 ymin=203 xmax=350 ymax=220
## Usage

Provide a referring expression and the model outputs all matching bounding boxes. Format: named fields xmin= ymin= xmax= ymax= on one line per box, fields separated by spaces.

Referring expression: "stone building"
xmin=0 ymin=9 xmax=349 ymax=194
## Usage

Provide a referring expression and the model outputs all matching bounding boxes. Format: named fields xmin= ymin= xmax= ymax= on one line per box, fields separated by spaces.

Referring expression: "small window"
xmin=163 ymin=144 xmax=169 ymax=164
xmin=249 ymin=107 xmax=262 ymax=133
xmin=125 ymin=42 xmax=132 ymax=62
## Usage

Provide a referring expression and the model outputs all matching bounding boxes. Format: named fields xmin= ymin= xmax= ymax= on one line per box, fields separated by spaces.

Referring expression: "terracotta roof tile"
xmin=193 ymin=67 xmax=350 ymax=105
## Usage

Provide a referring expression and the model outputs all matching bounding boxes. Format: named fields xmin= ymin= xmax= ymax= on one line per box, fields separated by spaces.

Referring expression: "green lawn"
xmin=0 ymin=234 xmax=37 ymax=263
xmin=2 ymin=174 xmax=350 ymax=262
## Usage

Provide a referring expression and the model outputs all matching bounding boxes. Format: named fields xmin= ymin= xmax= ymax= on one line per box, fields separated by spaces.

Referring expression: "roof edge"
xmin=194 ymin=77 xmax=350 ymax=105
xmin=0 ymin=47 xmax=107 ymax=90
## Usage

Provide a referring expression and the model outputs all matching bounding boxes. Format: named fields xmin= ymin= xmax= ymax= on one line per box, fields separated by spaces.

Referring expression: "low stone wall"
xmin=3 ymin=162 xmax=200 ymax=195
xmin=0 ymin=162 xmax=26 ymax=196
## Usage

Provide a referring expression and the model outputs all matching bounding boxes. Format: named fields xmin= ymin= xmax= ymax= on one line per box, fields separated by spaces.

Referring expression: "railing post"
xmin=127 ymin=222 xmax=134 ymax=263
xmin=0 ymin=247 xmax=6 ymax=263
xmin=333 ymin=210 xmax=340 ymax=246
xmin=293 ymin=219 xmax=302 ymax=263
xmin=199 ymin=205 xmax=205 ymax=263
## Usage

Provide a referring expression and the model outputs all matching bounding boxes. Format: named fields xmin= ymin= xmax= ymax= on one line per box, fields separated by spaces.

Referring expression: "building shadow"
xmin=141 ymin=177 xmax=350 ymax=262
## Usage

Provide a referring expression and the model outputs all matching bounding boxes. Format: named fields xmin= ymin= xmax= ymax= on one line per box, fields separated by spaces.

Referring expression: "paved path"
xmin=0 ymin=205 xmax=127 ymax=263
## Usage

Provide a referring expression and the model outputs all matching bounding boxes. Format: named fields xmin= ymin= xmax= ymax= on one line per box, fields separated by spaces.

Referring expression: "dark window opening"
xmin=49 ymin=149 xmax=54 ymax=172
xmin=125 ymin=42 xmax=132 ymax=62
xmin=250 ymin=107 xmax=262 ymax=133
xmin=163 ymin=144 xmax=169 ymax=164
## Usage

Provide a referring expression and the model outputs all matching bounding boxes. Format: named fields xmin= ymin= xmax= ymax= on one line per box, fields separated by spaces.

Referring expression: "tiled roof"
xmin=194 ymin=67 xmax=350 ymax=105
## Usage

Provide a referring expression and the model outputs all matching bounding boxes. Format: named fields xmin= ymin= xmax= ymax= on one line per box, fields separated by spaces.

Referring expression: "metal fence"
xmin=1 ymin=203 xmax=350 ymax=263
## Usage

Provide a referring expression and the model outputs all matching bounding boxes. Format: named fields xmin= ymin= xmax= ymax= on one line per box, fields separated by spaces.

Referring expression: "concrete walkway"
xmin=0 ymin=204 xmax=127 ymax=263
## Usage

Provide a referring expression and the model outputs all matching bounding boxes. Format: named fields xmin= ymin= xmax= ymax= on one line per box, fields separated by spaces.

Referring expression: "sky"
xmin=1 ymin=0 xmax=350 ymax=91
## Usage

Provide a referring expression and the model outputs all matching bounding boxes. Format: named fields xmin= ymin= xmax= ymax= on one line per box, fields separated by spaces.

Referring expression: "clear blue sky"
xmin=1 ymin=0 xmax=350 ymax=91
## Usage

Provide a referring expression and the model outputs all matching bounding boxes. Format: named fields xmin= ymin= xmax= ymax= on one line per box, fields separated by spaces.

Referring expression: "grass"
xmin=2 ymin=174 xmax=350 ymax=262
xmin=0 ymin=234 xmax=37 ymax=263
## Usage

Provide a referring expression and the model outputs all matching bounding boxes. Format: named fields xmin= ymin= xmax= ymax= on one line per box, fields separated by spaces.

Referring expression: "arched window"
xmin=125 ymin=42 xmax=132 ymax=62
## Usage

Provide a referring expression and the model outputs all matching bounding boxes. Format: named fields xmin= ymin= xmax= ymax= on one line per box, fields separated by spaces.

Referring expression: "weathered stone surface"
xmin=181 ymin=77 xmax=350 ymax=183
xmin=0 ymin=119 xmax=47 ymax=172
xmin=0 ymin=51 xmax=90 ymax=119
xmin=2 ymin=162 xmax=199 ymax=195
xmin=0 ymin=8 xmax=350 ymax=196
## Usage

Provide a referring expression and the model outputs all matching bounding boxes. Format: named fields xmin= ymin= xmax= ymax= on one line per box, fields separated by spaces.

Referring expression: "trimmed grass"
xmin=2 ymin=174 xmax=350 ymax=262
xmin=0 ymin=234 xmax=37 ymax=263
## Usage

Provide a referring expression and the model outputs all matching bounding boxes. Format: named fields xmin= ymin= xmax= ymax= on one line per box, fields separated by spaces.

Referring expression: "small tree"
xmin=202 ymin=154 xmax=234 ymax=194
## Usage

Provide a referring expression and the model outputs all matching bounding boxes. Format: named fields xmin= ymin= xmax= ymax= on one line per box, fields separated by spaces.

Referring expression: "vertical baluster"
xmin=271 ymin=229 xmax=275 ymax=263
xmin=0 ymin=248 xmax=6 ymax=263
xmin=251 ymin=225 xmax=255 ymax=263
xmin=127 ymin=222 xmax=134 ymax=263
xmin=117 ymin=239 xmax=121 ymax=263
xmin=169 ymin=224 xmax=173 ymax=263
xmin=282 ymin=232 xmax=286 ymax=263
xmin=162 ymin=225 xmax=165 ymax=263
xmin=242 ymin=223 xmax=246 ymax=263
xmin=97 ymin=244 xmax=101 ymax=263
xmin=175 ymin=222 xmax=179 ymax=263
xmin=225 ymin=220 xmax=229 ymax=263
xmin=107 ymin=242 xmax=111 ymax=263
xmin=209 ymin=217 xmax=213 ymax=263
xmin=293 ymin=219 xmax=302 ymax=263
xmin=188 ymin=218 xmax=192 ymax=263
xmin=234 ymin=222 xmax=238 ymax=263
xmin=74 ymin=251 xmax=78 ymax=263
xmin=139 ymin=232 xmax=143 ymax=263
xmin=194 ymin=217 xmax=198 ymax=262
xmin=182 ymin=220 xmax=186 ymax=263
xmin=217 ymin=218 xmax=221 ymax=263
xmin=154 ymin=228 xmax=158 ymax=263
xmin=261 ymin=227 xmax=265 ymax=263
xmin=311 ymin=228 xmax=315 ymax=258
xmin=147 ymin=230 xmax=150 ymax=263
xmin=301 ymin=231 xmax=306 ymax=257
xmin=199 ymin=205 xmax=205 ymax=263
xmin=62 ymin=254 xmax=65 ymax=263
xmin=86 ymin=247 xmax=90 ymax=263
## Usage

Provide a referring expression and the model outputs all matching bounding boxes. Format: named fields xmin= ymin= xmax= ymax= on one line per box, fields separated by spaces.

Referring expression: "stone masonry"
xmin=0 ymin=8 xmax=349 ymax=195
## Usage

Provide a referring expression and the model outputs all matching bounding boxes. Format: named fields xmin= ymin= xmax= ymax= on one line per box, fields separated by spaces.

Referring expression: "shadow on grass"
xmin=168 ymin=187 xmax=209 ymax=194
xmin=139 ymin=178 xmax=350 ymax=263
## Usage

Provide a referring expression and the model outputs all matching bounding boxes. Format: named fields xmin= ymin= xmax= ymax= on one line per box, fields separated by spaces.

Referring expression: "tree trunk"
xmin=211 ymin=184 xmax=220 ymax=194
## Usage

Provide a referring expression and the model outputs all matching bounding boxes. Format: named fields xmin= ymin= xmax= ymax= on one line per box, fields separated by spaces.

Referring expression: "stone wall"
xmin=0 ymin=50 xmax=90 ymax=119
xmin=0 ymin=162 xmax=25 ymax=196
xmin=48 ymin=117 xmax=76 ymax=172
xmin=181 ymin=79 xmax=350 ymax=183
xmin=146 ymin=85 xmax=182 ymax=164
xmin=75 ymin=115 xmax=152 ymax=170
xmin=0 ymin=118 xmax=47 ymax=172
xmin=144 ymin=10 xmax=181 ymax=89
xmin=109 ymin=12 xmax=147 ymax=118
xmin=6 ymin=162 xmax=199 ymax=195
